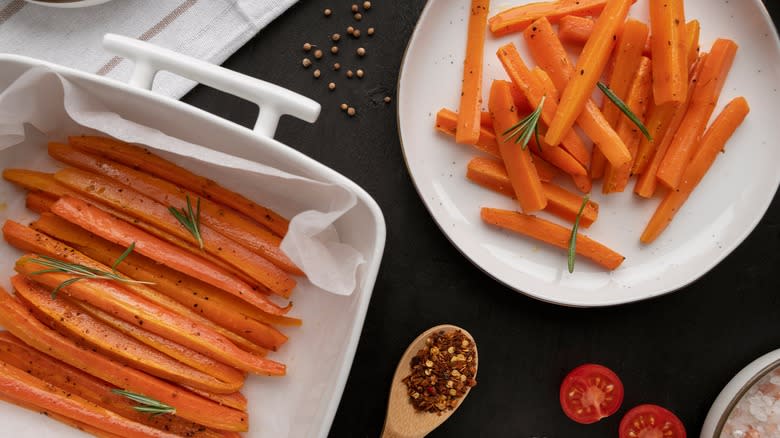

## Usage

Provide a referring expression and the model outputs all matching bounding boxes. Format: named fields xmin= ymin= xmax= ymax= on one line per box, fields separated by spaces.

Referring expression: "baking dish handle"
xmin=102 ymin=33 xmax=320 ymax=139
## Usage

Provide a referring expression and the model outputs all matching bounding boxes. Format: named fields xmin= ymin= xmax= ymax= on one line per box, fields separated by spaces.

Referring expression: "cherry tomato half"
xmin=619 ymin=404 xmax=686 ymax=438
xmin=559 ymin=363 xmax=624 ymax=424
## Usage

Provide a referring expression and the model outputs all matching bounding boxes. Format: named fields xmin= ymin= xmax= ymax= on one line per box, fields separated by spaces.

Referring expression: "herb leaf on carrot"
xmin=597 ymin=82 xmax=653 ymax=142
xmin=112 ymin=389 xmax=177 ymax=416
xmin=168 ymin=195 xmax=203 ymax=249
xmin=502 ymin=95 xmax=546 ymax=150
xmin=568 ymin=194 xmax=591 ymax=273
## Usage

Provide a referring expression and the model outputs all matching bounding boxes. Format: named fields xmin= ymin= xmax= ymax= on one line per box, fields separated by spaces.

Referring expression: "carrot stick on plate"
xmin=649 ymin=0 xmax=688 ymax=105
xmin=456 ymin=0 xmax=490 ymax=145
xmin=558 ymin=15 xmax=595 ymax=46
xmin=488 ymin=0 xmax=611 ymax=37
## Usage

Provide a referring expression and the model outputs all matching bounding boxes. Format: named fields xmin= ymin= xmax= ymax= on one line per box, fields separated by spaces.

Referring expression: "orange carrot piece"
xmin=25 ymin=191 xmax=57 ymax=214
xmin=14 ymin=284 xmax=242 ymax=395
xmin=48 ymin=143 xmax=301 ymax=276
xmin=656 ymin=39 xmax=738 ymax=189
xmin=68 ymin=136 xmax=288 ymax=237
xmin=525 ymin=17 xmax=631 ymax=168
xmin=602 ymin=19 xmax=651 ymax=128
xmin=480 ymin=111 xmax=493 ymax=130
xmin=558 ymin=15 xmax=594 ymax=45
xmin=436 ymin=108 xmax=501 ymax=158
xmin=650 ymin=0 xmax=688 ymax=105
xmin=466 ymin=157 xmax=516 ymax=198
xmin=50 ymin=196 xmax=289 ymax=315
xmin=686 ymin=20 xmax=701 ymax=68
xmin=489 ymin=80 xmax=547 ymax=212
xmin=496 ymin=43 xmax=590 ymax=171
xmin=456 ymin=0 xmax=490 ymax=144
xmin=184 ymin=387 xmax=247 ymax=413
xmin=481 ymin=208 xmax=623 ymax=270
xmin=0 ymin=282 xmax=248 ymax=432
xmin=533 ymin=155 xmax=561 ymax=182
xmin=2 ymin=169 xmax=76 ymax=197
xmin=571 ymin=174 xmax=593 ymax=194
xmin=546 ymin=0 xmax=633 ymax=146
xmin=488 ymin=0 xmax=611 ymax=36
xmin=603 ymin=56 xmax=653 ymax=193
xmin=641 ymin=97 xmax=749 ymax=243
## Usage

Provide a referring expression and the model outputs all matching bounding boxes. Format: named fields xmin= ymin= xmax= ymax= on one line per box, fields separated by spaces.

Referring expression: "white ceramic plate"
xmin=398 ymin=0 xmax=780 ymax=307
xmin=24 ymin=0 xmax=115 ymax=8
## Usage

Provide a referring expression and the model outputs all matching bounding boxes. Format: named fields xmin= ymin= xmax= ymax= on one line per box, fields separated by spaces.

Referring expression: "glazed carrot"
xmin=481 ymin=208 xmax=624 ymax=270
xmin=184 ymin=387 xmax=247 ymax=413
xmin=533 ymin=155 xmax=561 ymax=182
xmin=571 ymin=174 xmax=593 ymax=194
xmin=602 ymin=19 xmax=651 ymax=128
xmin=436 ymin=108 xmax=501 ymax=157
xmin=686 ymin=20 xmax=701 ymax=68
xmin=50 ymin=196 xmax=289 ymax=315
xmin=524 ymin=17 xmax=631 ymax=168
xmin=467 ymin=157 xmax=599 ymax=227
xmin=0 ymin=333 xmax=236 ymax=438
xmin=509 ymin=82 xmax=533 ymax=114
xmin=456 ymin=0 xmax=489 ymax=144
xmin=488 ymin=0 xmax=610 ymax=36
xmin=0 ymin=282 xmax=249 ymax=431
xmin=546 ymin=0 xmax=634 ymax=146
xmin=649 ymin=0 xmax=688 ymax=105
xmin=25 ymin=191 xmax=57 ymax=214
xmin=603 ymin=56 xmax=653 ymax=193
xmin=0 ymin=397 xmax=126 ymax=438
xmin=529 ymin=136 xmax=587 ymax=176
xmin=30 ymin=213 xmax=298 ymax=332
xmin=2 ymin=169 xmax=76 ymax=197
xmin=657 ymin=39 xmax=738 ymax=189
xmin=14 ymin=284 xmax=241 ymax=394
xmin=49 ymin=143 xmax=302 ymax=276
xmin=0 ymin=359 xmax=180 ymax=438
xmin=590 ymin=150 xmax=607 ymax=180
xmin=489 ymin=80 xmax=547 ymax=212
xmin=642 ymin=97 xmax=749 ymax=243
xmin=480 ymin=111 xmax=493 ymax=130
xmin=496 ymin=43 xmax=590 ymax=171
xmin=68 ymin=135 xmax=289 ymax=237
xmin=3 ymin=218 xmax=274 ymax=356
xmin=558 ymin=15 xmax=594 ymax=45
xmin=635 ymin=53 xmax=707 ymax=198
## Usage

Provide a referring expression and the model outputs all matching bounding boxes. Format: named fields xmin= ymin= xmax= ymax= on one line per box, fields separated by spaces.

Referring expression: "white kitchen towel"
xmin=0 ymin=0 xmax=297 ymax=99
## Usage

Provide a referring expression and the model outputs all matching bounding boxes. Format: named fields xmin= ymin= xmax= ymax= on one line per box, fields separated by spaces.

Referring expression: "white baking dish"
xmin=0 ymin=34 xmax=386 ymax=437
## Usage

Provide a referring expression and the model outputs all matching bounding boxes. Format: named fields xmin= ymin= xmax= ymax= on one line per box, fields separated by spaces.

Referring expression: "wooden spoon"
xmin=381 ymin=324 xmax=478 ymax=438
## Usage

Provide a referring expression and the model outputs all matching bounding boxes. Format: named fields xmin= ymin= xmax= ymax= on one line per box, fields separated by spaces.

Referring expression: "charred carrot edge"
xmin=0 ymin=282 xmax=249 ymax=432
xmin=481 ymin=208 xmax=624 ymax=270
xmin=48 ymin=143 xmax=303 ymax=276
xmin=54 ymin=168 xmax=296 ymax=298
xmin=635 ymin=53 xmax=707 ymax=198
xmin=50 ymin=196 xmax=289 ymax=316
xmin=0 ymin=332 xmax=229 ymax=437
xmin=603 ymin=57 xmax=653 ymax=193
xmin=184 ymin=387 xmax=248 ymax=413
xmin=436 ymin=108 xmax=502 ymax=158
xmin=466 ymin=157 xmax=598 ymax=227
xmin=25 ymin=192 xmax=58 ymax=214
xmin=545 ymin=0 xmax=634 ymax=146
xmin=489 ymin=80 xmax=547 ymax=212
xmin=524 ymin=17 xmax=631 ymax=168
xmin=0 ymin=358 xmax=179 ymax=438
xmin=602 ymin=19 xmax=651 ymax=128
xmin=656 ymin=39 xmax=738 ymax=190
xmin=558 ymin=15 xmax=595 ymax=45
xmin=456 ymin=0 xmax=490 ymax=144
xmin=649 ymin=0 xmax=688 ymax=105
xmin=68 ymin=136 xmax=289 ymax=237
xmin=641 ymin=97 xmax=749 ymax=243
xmin=488 ymin=0 xmax=610 ymax=36
xmin=495 ymin=43 xmax=590 ymax=173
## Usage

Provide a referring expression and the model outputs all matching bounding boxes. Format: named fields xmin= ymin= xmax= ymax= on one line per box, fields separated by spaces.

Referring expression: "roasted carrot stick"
xmin=0 ymin=358 xmax=179 ymax=438
xmin=650 ymin=0 xmax=688 ymax=105
xmin=558 ymin=15 xmax=595 ymax=45
xmin=570 ymin=174 xmax=593 ymax=194
xmin=49 ymin=143 xmax=302 ymax=276
xmin=601 ymin=19 xmax=650 ymax=128
xmin=0 ymin=282 xmax=249 ymax=431
xmin=184 ymin=387 xmax=247 ymax=413
xmin=0 ymin=333 xmax=229 ymax=437
xmin=480 ymin=111 xmax=493 ymax=130
xmin=656 ymin=39 xmax=738 ymax=189
xmin=50 ymin=196 xmax=289 ymax=315
xmin=641 ymin=97 xmax=749 ymax=243
xmin=0 ymin=395 xmax=127 ymax=438
xmin=524 ymin=17 xmax=631 ymax=168
xmin=456 ymin=0 xmax=489 ymax=144
xmin=14 ymin=284 xmax=241 ymax=394
xmin=3 ymin=218 xmax=273 ymax=355
xmin=2 ymin=169 xmax=77 ymax=197
xmin=533 ymin=155 xmax=561 ymax=182
xmin=25 ymin=191 xmax=57 ymax=214
xmin=489 ymin=80 xmax=547 ymax=212
xmin=590 ymin=150 xmax=607 ymax=180
xmin=603 ymin=56 xmax=653 ymax=193
xmin=436 ymin=108 xmax=502 ymax=158
xmin=69 ymin=136 xmax=289 ymax=237
xmin=481 ymin=208 xmax=624 ymax=270
xmin=686 ymin=20 xmax=701 ymax=68
xmin=466 ymin=157 xmax=599 ymax=227
xmin=488 ymin=0 xmax=611 ymax=36
xmin=496 ymin=43 xmax=590 ymax=173
xmin=635 ymin=53 xmax=707 ymax=198
xmin=545 ymin=0 xmax=634 ymax=146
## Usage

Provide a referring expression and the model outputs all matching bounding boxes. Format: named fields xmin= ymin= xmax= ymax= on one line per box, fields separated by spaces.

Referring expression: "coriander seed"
xmin=367 ymin=27 xmax=375 ymax=36
xmin=331 ymin=33 xmax=341 ymax=42
xmin=331 ymin=46 xmax=339 ymax=54
xmin=354 ymin=12 xmax=363 ymax=21
xmin=314 ymin=49 xmax=323 ymax=59
xmin=383 ymin=96 xmax=392 ymax=103
xmin=328 ymin=82 xmax=336 ymax=90
xmin=302 ymin=58 xmax=312 ymax=68
xmin=313 ymin=69 xmax=321 ymax=78
xmin=323 ymin=8 xmax=332 ymax=16
xmin=333 ymin=62 xmax=341 ymax=70
xmin=352 ymin=29 xmax=361 ymax=38
xmin=351 ymin=4 xmax=358 ymax=12
xmin=363 ymin=1 xmax=371 ymax=9
xmin=356 ymin=69 xmax=364 ymax=78
xmin=347 ymin=107 xmax=356 ymax=116
xmin=346 ymin=69 xmax=354 ymax=78
xmin=347 ymin=26 xmax=355 ymax=35
xmin=340 ymin=103 xmax=348 ymax=111
xmin=356 ymin=47 xmax=366 ymax=57
xmin=303 ymin=42 xmax=312 ymax=51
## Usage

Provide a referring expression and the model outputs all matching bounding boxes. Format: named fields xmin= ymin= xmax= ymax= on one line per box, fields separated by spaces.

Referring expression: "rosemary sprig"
xmin=597 ymin=81 xmax=652 ymax=142
xmin=28 ymin=243 xmax=153 ymax=298
xmin=568 ymin=194 xmax=591 ymax=274
xmin=502 ymin=95 xmax=547 ymax=150
xmin=112 ymin=389 xmax=176 ymax=416
xmin=169 ymin=195 xmax=203 ymax=249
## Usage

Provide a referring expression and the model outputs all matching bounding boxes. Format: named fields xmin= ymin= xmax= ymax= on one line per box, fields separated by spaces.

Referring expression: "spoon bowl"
xmin=381 ymin=324 xmax=478 ymax=438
